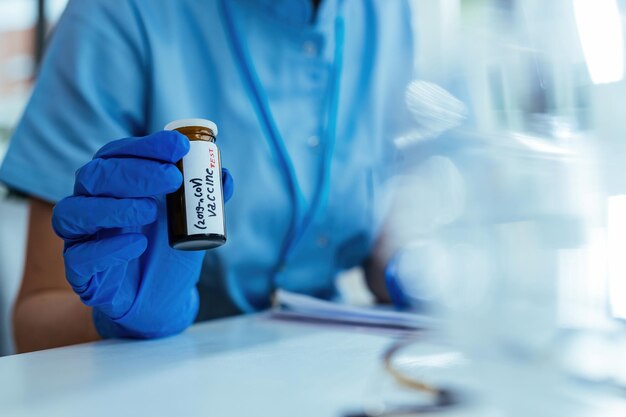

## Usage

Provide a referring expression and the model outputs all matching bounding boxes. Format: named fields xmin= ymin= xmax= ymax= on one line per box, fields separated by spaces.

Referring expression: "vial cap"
xmin=164 ymin=118 xmax=218 ymax=136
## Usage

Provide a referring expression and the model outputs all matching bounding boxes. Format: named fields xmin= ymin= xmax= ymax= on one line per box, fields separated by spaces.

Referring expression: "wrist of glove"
xmin=93 ymin=288 xmax=199 ymax=339
xmin=384 ymin=252 xmax=411 ymax=310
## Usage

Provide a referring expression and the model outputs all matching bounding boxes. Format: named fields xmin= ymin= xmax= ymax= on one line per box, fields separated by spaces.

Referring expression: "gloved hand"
xmin=52 ymin=131 xmax=234 ymax=339
xmin=384 ymin=242 xmax=444 ymax=312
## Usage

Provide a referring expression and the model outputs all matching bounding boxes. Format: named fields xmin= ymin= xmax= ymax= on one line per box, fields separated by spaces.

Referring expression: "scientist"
xmin=0 ymin=0 xmax=414 ymax=352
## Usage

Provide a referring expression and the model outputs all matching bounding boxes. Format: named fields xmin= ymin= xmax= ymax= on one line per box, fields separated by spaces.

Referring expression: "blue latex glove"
xmin=52 ymin=131 xmax=234 ymax=339
xmin=384 ymin=242 xmax=443 ymax=312
xmin=384 ymin=254 xmax=412 ymax=310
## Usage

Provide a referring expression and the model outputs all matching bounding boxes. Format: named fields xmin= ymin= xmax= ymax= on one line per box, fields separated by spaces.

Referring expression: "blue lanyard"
xmin=219 ymin=0 xmax=346 ymax=273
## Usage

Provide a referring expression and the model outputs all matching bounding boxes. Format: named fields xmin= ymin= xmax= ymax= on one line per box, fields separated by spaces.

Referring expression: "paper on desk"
xmin=271 ymin=289 xmax=437 ymax=332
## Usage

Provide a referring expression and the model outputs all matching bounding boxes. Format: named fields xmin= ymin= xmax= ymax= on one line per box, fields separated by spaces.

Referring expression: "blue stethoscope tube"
xmin=220 ymin=0 xmax=377 ymax=309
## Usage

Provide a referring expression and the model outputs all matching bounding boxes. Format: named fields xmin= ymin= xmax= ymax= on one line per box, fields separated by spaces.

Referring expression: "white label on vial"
xmin=183 ymin=141 xmax=225 ymax=236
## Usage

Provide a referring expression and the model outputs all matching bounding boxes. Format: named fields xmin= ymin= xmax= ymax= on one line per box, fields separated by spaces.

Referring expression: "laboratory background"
xmin=2 ymin=0 xmax=626 ymax=416
xmin=0 ymin=0 xmax=67 ymax=359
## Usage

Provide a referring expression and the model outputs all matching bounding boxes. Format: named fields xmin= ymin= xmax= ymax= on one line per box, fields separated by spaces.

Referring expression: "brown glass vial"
xmin=164 ymin=119 xmax=226 ymax=251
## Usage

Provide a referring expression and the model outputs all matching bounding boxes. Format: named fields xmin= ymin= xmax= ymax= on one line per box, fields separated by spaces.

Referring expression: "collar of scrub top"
xmin=220 ymin=0 xmax=377 ymax=278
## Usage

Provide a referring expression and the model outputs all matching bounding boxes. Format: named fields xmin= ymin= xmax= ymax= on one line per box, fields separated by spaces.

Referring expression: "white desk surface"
xmin=0 ymin=314 xmax=410 ymax=417
xmin=1 ymin=314 xmax=626 ymax=417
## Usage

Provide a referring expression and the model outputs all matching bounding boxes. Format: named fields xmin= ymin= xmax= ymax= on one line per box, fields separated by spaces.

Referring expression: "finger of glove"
xmin=53 ymin=196 xmax=157 ymax=240
xmin=94 ymin=131 xmax=189 ymax=163
xmin=64 ymin=233 xmax=147 ymax=290
xmin=74 ymin=157 xmax=182 ymax=197
xmin=222 ymin=167 xmax=234 ymax=203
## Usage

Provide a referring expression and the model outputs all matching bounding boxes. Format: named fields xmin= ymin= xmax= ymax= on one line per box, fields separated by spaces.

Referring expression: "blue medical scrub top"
xmin=0 ymin=0 xmax=414 ymax=313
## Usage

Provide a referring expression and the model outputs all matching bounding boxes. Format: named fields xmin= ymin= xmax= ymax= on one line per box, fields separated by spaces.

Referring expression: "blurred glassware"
xmin=384 ymin=0 xmax=626 ymax=415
